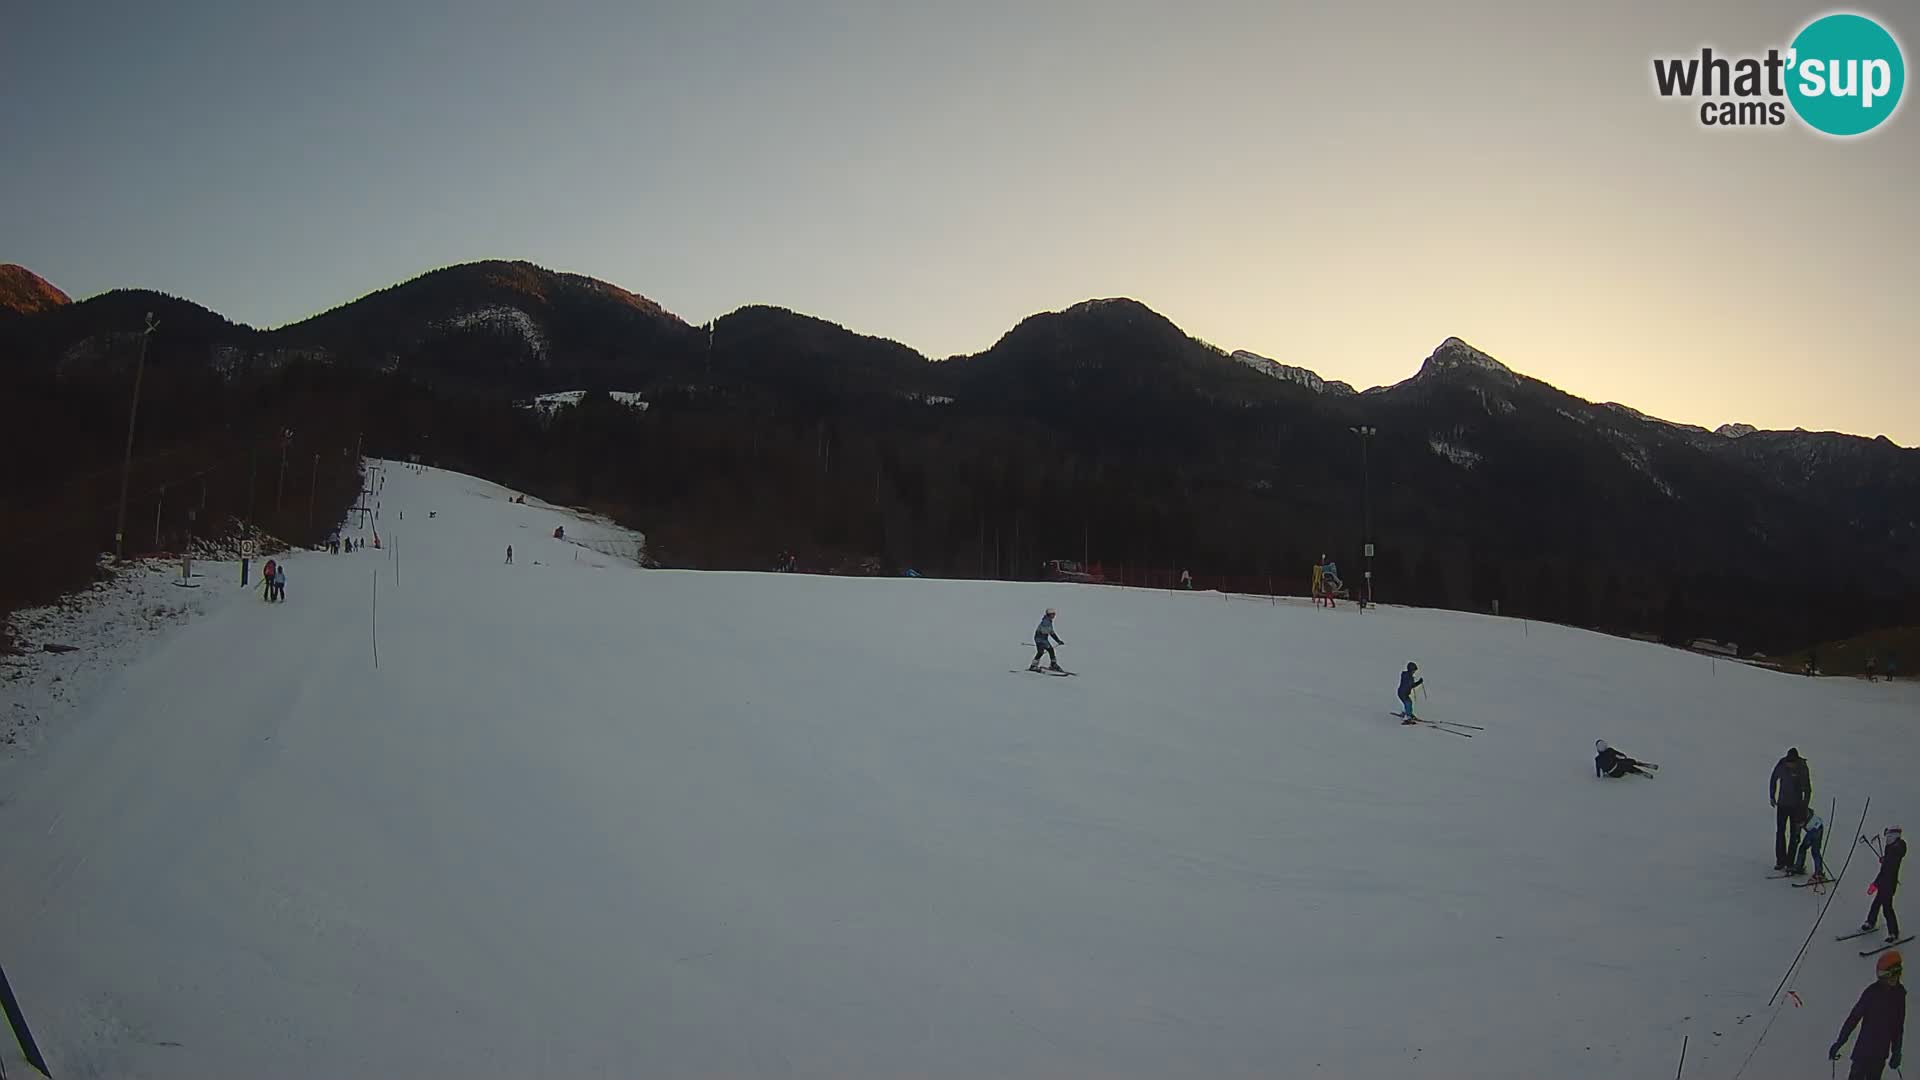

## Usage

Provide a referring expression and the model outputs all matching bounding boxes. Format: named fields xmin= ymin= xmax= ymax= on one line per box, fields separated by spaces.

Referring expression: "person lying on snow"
xmin=1595 ymin=739 xmax=1656 ymax=778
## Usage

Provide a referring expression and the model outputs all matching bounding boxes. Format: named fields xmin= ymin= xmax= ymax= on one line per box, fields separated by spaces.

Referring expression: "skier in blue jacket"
xmin=1397 ymin=662 xmax=1422 ymax=722
xmin=1030 ymin=608 xmax=1065 ymax=672
xmin=1792 ymin=806 xmax=1829 ymax=882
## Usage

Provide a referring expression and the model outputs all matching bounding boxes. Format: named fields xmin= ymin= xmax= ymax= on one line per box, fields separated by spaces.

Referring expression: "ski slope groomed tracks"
xmin=0 ymin=460 xmax=1914 ymax=1078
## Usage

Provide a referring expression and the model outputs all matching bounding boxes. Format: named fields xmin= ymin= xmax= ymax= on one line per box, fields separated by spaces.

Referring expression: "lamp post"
xmin=1350 ymin=425 xmax=1377 ymax=606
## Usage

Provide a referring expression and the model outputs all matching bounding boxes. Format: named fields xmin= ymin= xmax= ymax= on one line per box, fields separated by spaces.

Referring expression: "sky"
xmin=5 ymin=0 xmax=1916 ymax=442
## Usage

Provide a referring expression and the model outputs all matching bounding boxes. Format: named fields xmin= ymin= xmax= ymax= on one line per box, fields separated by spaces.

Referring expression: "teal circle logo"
xmin=1787 ymin=13 xmax=1905 ymax=136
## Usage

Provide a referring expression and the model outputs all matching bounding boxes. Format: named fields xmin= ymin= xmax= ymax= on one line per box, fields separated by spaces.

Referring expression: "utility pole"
xmin=276 ymin=431 xmax=290 ymax=514
xmin=308 ymin=452 xmax=320 ymax=532
xmin=1351 ymin=426 xmax=1377 ymax=606
xmin=112 ymin=312 xmax=159 ymax=560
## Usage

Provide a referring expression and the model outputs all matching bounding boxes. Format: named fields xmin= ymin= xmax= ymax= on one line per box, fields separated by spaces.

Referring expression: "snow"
xmin=2 ymin=557 xmax=253 ymax=756
xmin=1428 ymin=435 xmax=1483 ymax=468
xmin=1421 ymin=336 xmax=1520 ymax=386
xmin=436 ymin=305 xmax=550 ymax=358
xmin=1229 ymin=351 xmax=1358 ymax=395
xmin=1471 ymin=384 xmax=1517 ymax=415
xmin=0 ymin=461 xmax=1915 ymax=1079
xmin=519 ymin=389 xmax=650 ymax=413
xmin=1606 ymin=433 xmax=1680 ymax=499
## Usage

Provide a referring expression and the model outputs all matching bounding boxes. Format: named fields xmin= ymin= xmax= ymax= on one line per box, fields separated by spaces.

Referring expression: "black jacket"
xmin=1596 ymin=748 xmax=1635 ymax=777
xmin=1770 ymin=756 xmax=1811 ymax=808
xmin=1835 ymin=979 xmax=1905 ymax=1063
xmin=1876 ymin=837 xmax=1908 ymax=890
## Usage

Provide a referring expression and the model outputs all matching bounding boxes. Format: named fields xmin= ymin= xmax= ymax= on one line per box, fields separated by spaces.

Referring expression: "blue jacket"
xmin=1035 ymin=614 xmax=1062 ymax=644
xmin=1397 ymin=669 xmax=1422 ymax=698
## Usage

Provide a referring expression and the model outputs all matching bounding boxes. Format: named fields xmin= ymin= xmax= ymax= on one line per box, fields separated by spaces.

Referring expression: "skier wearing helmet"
xmin=1594 ymin=739 xmax=1656 ymax=778
xmin=1029 ymin=608 xmax=1065 ymax=673
xmin=1829 ymin=949 xmax=1904 ymax=1078
xmin=1396 ymin=662 xmax=1422 ymax=722
xmin=1862 ymin=825 xmax=1908 ymax=944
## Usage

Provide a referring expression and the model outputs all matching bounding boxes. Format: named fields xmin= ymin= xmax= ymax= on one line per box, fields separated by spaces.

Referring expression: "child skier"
xmin=1828 ymin=949 xmax=1904 ymax=1080
xmin=1863 ymin=826 xmax=1907 ymax=944
xmin=261 ymin=559 xmax=277 ymax=602
xmin=1594 ymin=740 xmax=1656 ymax=778
xmin=1396 ymin=662 xmax=1422 ymax=722
xmin=1792 ymin=806 xmax=1829 ymax=881
xmin=1030 ymin=608 xmax=1065 ymax=672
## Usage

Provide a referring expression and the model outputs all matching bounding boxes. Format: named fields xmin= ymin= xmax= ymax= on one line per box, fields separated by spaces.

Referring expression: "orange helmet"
xmin=1878 ymin=949 xmax=1903 ymax=976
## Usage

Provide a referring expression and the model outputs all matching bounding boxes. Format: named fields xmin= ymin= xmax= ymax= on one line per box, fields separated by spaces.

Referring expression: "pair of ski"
xmin=1392 ymin=714 xmax=1482 ymax=737
xmin=1012 ymin=668 xmax=1077 ymax=677
xmin=1767 ymin=872 xmax=1827 ymax=885
xmin=1835 ymin=928 xmax=1915 ymax=956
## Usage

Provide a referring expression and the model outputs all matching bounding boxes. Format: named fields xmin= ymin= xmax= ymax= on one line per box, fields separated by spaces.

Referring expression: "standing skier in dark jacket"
xmin=1830 ymin=949 xmax=1904 ymax=1080
xmin=1770 ymin=748 xmax=1812 ymax=871
xmin=1396 ymin=663 xmax=1422 ymax=723
xmin=1863 ymin=826 xmax=1907 ymax=943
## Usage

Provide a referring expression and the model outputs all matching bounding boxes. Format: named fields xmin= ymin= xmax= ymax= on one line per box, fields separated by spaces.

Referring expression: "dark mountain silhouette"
xmin=1 ymin=260 xmax=1912 ymax=653
xmin=0 ymin=264 xmax=71 ymax=317
xmin=272 ymin=261 xmax=695 ymax=392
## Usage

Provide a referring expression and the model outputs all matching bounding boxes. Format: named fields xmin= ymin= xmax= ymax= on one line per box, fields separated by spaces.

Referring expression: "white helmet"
xmin=1595 ymin=739 xmax=1610 ymax=752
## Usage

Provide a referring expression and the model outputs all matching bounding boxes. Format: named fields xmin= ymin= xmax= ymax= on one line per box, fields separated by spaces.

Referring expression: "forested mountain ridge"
xmin=3 ymin=259 xmax=1911 ymax=653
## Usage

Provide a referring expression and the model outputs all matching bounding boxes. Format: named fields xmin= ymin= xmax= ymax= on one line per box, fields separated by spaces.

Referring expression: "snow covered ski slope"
xmin=0 ymin=460 xmax=1914 ymax=1078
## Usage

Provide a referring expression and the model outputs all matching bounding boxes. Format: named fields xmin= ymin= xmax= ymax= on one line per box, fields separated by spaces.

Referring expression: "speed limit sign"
xmin=240 ymin=540 xmax=257 ymax=559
